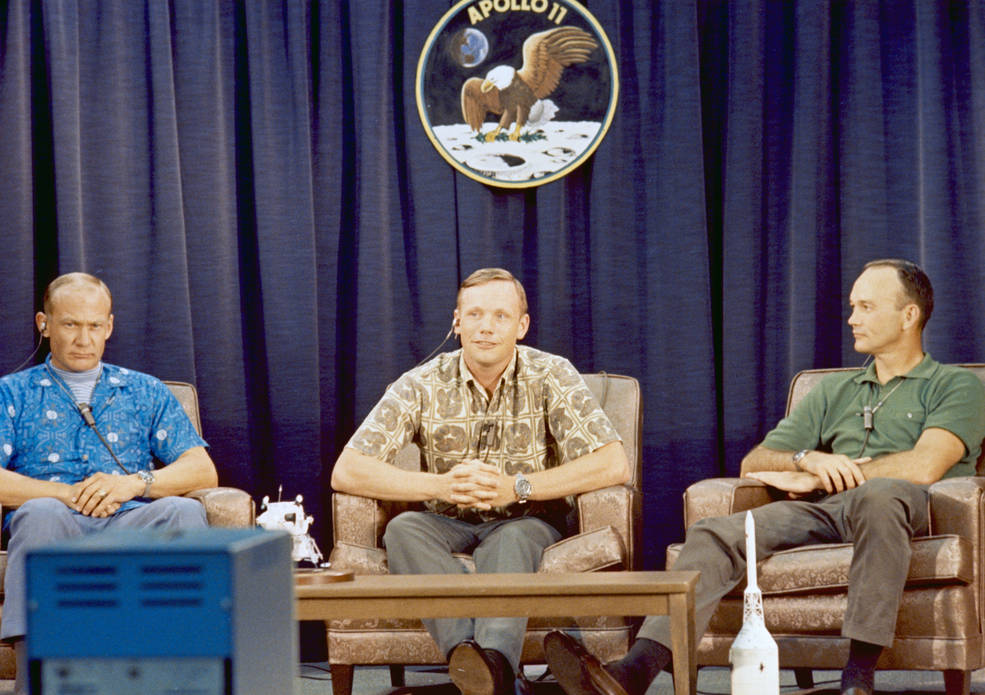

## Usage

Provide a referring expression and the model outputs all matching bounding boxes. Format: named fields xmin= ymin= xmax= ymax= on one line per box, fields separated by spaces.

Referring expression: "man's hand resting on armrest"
xmin=744 ymin=470 xmax=825 ymax=496
xmin=746 ymin=449 xmax=871 ymax=496
xmin=742 ymin=445 xmax=870 ymax=495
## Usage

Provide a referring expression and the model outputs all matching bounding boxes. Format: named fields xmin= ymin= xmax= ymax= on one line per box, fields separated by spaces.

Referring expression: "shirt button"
xmin=82 ymin=454 xmax=88 ymax=461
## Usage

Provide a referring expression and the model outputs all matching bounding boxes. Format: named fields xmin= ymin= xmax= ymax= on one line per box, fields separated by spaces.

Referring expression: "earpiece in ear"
xmin=40 ymin=320 xmax=47 ymax=332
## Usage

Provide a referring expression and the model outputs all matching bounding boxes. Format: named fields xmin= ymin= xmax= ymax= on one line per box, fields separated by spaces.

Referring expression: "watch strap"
xmin=137 ymin=470 xmax=154 ymax=497
xmin=514 ymin=472 xmax=531 ymax=503
xmin=792 ymin=449 xmax=810 ymax=470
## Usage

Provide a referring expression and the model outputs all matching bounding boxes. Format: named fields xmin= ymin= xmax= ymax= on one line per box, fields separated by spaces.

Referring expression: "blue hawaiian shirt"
xmin=0 ymin=356 xmax=207 ymax=515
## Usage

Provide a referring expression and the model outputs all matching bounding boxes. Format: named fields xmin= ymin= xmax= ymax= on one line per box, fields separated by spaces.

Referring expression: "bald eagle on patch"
xmin=461 ymin=26 xmax=599 ymax=142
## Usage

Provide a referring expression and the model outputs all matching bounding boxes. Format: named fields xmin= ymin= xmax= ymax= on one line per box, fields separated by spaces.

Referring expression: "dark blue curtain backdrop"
xmin=1 ymin=0 xmax=984 ymax=571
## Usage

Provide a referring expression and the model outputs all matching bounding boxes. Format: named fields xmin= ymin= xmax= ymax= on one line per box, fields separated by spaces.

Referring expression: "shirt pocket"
xmin=878 ymin=401 xmax=926 ymax=429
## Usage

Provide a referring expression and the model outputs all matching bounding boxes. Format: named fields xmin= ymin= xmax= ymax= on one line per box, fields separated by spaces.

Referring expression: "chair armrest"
xmin=332 ymin=492 xmax=386 ymax=547
xmin=328 ymin=540 xmax=389 ymax=574
xmin=683 ymin=478 xmax=782 ymax=529
xmin=929 ymin=477 xmax=985 ymax=633
xmin=184 ymin=487 xmax=255 ymax=527
xmin=929 ymin=477 xmax=985 ymax=539
xmin=539 ymin=526 xmax=625 ymax=573
xmin=577 ymin=484 xmax=637 ymax=566
xmin=331 ymin=492 xmax=417 ymax=547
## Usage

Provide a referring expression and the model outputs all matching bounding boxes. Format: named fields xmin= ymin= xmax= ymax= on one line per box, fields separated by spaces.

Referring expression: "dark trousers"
xmin=639 ymin=477 xmax=929 ymax=649
xmin=383 ymin=511 xmax=561 ymax=669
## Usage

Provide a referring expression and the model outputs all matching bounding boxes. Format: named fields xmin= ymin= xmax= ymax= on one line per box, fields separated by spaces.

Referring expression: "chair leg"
xmin=793 ymin=667 xmax=814 ymax=689
xmin=390 ymin=665 xmax=406 ymax=687
xmin=943 ymin=669 xmax=971 ymax=695
xmin=330 ymin=664 xmax=355 ymax=695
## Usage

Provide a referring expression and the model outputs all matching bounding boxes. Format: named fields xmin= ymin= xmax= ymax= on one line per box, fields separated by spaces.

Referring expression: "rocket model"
xmin=729 ymin=511 xmax=779 ymax=694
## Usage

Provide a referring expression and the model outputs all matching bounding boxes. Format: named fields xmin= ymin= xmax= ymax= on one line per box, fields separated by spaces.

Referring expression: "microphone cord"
xmin=45 ymin=365 xmax=132 ymax=475
xmin=5 ymin=333 xmax=44 ymax=375
xmin=412 ymin=322 xmax=456 ymax=370
xmin=77 ymin=402 xmax=132 ymax=475
xmin=856 ymin=377 xmax=904 ymax=459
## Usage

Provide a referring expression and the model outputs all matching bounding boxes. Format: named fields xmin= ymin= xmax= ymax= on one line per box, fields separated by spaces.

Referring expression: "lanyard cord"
xmin=432 ymin=388 xmax=503 ymax=516
xmin=857 ymin=377 xmax=906 ymax=458
xmin=44 ymin=366 xmax=132 ymax=475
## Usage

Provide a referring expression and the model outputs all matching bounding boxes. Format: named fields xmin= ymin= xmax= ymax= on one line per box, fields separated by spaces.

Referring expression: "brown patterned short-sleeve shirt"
xmin=346 ymin=345 xmax=621 ymax=524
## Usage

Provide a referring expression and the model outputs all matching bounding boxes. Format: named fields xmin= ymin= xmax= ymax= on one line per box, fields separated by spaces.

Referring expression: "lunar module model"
xmin=256 ymin=490 xmax=326 ymax=567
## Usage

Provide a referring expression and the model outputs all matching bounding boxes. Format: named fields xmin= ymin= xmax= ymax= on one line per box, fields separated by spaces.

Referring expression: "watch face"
xmin=515 ymin=476 xmax=532 ymax=498
xmin=138 ymin=470 xmax=154 ymax=483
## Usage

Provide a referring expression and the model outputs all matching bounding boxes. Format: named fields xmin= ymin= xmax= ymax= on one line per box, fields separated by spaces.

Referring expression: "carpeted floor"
xmin=3 ymin=663 xmax=983 ymax=693
xmin=294 ymin=664 xmax=985 ymax=695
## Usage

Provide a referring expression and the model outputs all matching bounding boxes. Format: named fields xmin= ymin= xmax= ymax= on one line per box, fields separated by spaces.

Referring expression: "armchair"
xmin=326 ymin=372 xmax=643 ymax=695
xmin=667 ymin=364 xmax=985 ymax=695
xmin=0 ymin=380 xmax=255 ymax=679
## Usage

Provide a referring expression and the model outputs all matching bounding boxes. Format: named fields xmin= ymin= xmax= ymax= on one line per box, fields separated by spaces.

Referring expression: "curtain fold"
xmin=0 ymin=0 xmax=983 ymax=569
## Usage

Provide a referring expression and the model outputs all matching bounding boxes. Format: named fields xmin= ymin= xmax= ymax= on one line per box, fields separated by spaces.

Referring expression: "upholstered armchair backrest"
xmin=582 ymin=372 xmax=643 ymax=489
xmin=163 ymin=380 xmax=203 ymax=436
xmin=786 ymin=367 xmax=856 ymax=415
xmin=787 ymin=364 xmax=985 ymax=473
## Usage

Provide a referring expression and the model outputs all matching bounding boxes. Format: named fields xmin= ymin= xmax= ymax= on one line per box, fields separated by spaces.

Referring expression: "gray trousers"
xmin=1 ymin=496 xmax=208 ymax=640
xmin=383 ymin=511 xmax=562 ymax=670
xmin=639 ymin=477 xmax=929 ymax=650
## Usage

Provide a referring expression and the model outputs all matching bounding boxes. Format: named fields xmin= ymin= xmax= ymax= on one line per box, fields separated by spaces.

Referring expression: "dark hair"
xmin=43 ymin=272 xmax=113 ymax=315
xmin=863 ymin=259 xmax=933 ymax=329
xmin=457 ymin=268 xmax=528 ymax=315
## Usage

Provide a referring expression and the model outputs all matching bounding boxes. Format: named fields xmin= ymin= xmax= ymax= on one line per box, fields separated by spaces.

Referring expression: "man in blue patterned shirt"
xmin=0 ymin=272 xmax=218 ymax=692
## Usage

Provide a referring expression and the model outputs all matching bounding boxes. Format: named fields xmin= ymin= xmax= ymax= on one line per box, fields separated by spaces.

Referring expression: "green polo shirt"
xmin=762 ymin=354 xmax=985 ymax=479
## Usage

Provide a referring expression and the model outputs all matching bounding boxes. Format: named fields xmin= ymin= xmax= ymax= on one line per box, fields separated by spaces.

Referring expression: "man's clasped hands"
xmin=64 ymin=471 xmax=143 ymax=518
xmin=444 ymin=459 xmax=516 ymax=510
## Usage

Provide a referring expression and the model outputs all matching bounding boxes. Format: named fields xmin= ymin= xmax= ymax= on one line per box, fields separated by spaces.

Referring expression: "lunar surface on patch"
xmin=431 ymin=121 xmax=603 ymax=182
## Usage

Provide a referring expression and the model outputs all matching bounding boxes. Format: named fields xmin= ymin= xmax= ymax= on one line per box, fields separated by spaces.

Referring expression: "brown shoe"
xmin=544 ymin=631 xmax=630 ymax=695
xmin=448 ymin=640 xmax=513 ymax=695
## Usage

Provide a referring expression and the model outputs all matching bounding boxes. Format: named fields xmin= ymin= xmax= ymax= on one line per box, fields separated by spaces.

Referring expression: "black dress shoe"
xmin=543 ymin=631 xmax=631 ymax=695
xmin=448 ymin=640 xmax=513 ymax=695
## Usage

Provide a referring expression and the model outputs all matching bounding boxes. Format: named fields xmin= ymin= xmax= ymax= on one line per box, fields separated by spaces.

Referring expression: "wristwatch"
xmin=136 ymin=469 xmax=155 ymax=498
xmin=791 ymin=449 xmax=810 ymax=470
xmin=513 ymin=472 xmax=532 ymax=504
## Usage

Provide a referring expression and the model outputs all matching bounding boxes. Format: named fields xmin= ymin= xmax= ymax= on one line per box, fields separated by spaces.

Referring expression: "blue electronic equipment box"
xmin=26 ymin=527 xmax=295 ymax=695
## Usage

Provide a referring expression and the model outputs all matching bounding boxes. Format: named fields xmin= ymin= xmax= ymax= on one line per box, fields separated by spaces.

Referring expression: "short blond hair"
xmin=457 ymin=268 xmax=528 ymax=315
xmin=43 ymin=272 xmax=113 ymax=315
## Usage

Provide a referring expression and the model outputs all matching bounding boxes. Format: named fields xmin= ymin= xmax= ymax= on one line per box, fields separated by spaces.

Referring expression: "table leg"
xmin=668 ymin=590 xmax=696 ymax=695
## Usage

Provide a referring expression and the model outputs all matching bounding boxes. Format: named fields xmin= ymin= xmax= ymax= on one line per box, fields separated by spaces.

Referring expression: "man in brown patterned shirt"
xmin=331 ymin=268 xmax=630 ymax=695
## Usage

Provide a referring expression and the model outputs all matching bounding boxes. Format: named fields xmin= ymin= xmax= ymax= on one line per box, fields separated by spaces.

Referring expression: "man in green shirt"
xmin=545 ymin=259 xmax=985 ymax=695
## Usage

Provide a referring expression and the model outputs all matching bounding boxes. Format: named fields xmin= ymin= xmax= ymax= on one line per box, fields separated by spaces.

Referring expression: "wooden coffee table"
xmin=295 ymin=570 xmax=699 ymax=695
